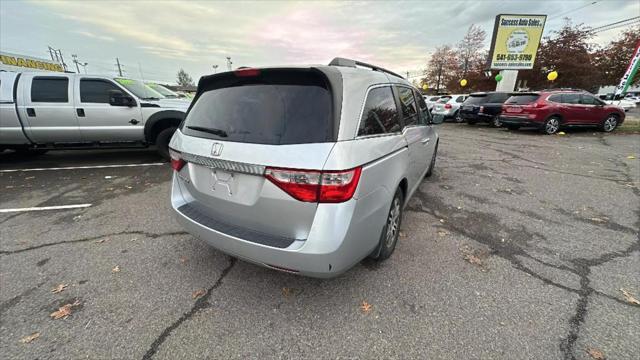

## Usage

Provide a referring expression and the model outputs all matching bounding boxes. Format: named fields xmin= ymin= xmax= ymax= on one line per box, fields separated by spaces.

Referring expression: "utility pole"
xmin=406 ymin=71 xmax=410 ymax=79
xmin=72 ymin=54 xmax=81 ymax=73
xmin=212 ymin=64 xmax=219 ymax=73
xmin=226 ymin=57 xmax=232 ymax=71
xmin=115 ymin=58 xmax=123 ymax=76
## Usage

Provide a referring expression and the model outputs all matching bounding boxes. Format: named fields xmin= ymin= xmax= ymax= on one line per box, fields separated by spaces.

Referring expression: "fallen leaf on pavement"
xmin=111 ymin=265 xmax=120 ymax=273
xmin=51 ymin=284 xmax=68 ymax=294
xmin=192 ymin=289 xmax=206 ymax=299
xmin=398 ymin=231 xmax=406 ymax=238
xmin=282 ymin=287 xmax=292 ymax=297
xmin=50 ymin=300 xmax=80 ymax=320
xmin=460 ymin=245 xmax=488 ymax=270
xmin=19 ymin=332 xmax=40 ymax=344
xmin=557 ymin=131 xmax=566 ymax=136
xmin=620 ymin=288 xmax=640 ymax=305
xmin=179 ymin=256 xmax=188 ymax=264
xmin=95 ymin=238 xmax=107 ymax=244
xmin=360 ymin=301 xmax=373 ymax=314
xmin=627 ymin=155 xmax=636 ymax=160
xmin=586 ymin=347 xmax=605 ymax=359
xmin=437 ymin=230 xmax=449 ymax=237
xmin=125 ymin=185 xmax=133 ymax=189
xmin=589 ymin=217 xmax=607 ymax=223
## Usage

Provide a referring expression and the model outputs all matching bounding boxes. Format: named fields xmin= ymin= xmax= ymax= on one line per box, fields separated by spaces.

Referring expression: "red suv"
xmin=500 ymin=90 xmax=625 ymax=134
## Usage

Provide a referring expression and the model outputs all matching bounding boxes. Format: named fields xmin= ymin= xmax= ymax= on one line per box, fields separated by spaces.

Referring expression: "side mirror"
xmin=431 ymin=114 xmax=445 ymax=124
xmin=109 ymin=90 xmax=135 ymax=107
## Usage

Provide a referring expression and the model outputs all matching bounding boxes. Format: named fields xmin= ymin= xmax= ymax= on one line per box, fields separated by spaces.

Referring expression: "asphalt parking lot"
xmin=1 ymin=124 xmax=638 ymax=359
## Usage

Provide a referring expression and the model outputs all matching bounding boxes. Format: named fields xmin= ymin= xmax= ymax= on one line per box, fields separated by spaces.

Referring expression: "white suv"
xmin=431 ymin=94 xmax=468 ymax=122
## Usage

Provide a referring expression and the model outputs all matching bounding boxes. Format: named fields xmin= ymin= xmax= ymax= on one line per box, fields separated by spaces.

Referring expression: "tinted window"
xmin=487 ymin=92 xmax=510 ymax=103
xmin=358 ymin=86 xmax=401 ymax=136
xmin=397 ymin=86 xmax=419 ymax=126
xmin=581 ymin=94 xmax=602 ymax=105
xmin=184 ymin=70 xmax=333 ymax=144
xmin=455 ymin=96 xmax=465 ymax=103
xmin=437 ymin=96 xmax=451 ymax=103
xmin=464 ymin=95 xmax=488 ymax=105
xmin=548 ymin=94 xmax=562 ymax=102
xmin=31 ymin=77 xmax=68 ymax=103
xmin=562 ymin=93 xmax=581 ymax=104
xmin=80 ymin=79 xmax=123 ymax=103
xmin=429 ymin=96 xmax=440 ymax=101
xmin=415 ymin=90 xmax=430 ymax=125
xmin=505 ymin=94 xmax=540 ymax=104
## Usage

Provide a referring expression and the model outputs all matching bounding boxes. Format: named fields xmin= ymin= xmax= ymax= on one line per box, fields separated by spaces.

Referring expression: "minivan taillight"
xmin=169 ymin=149 xmax=186 ymax=171
xmin=265 ymin=167 xmax=362 ymax=203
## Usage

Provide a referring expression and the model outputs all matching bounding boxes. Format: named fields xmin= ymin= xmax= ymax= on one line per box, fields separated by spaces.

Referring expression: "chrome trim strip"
xmin=180 ymin=152 xmax=265 ymax=175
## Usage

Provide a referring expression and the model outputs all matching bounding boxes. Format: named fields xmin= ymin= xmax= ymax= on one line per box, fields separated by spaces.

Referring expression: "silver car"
xmin=169 ymin=58 xmax=442 ymax=278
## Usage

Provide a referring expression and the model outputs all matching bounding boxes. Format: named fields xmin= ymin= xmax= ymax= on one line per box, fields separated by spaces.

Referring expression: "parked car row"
xmin=428 ymin=89 xmax=629 ymax=135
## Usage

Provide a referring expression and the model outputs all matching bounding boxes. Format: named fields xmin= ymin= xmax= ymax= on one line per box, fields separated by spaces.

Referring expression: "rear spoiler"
xmin=328 ymin=57 xmax=405 ymax=80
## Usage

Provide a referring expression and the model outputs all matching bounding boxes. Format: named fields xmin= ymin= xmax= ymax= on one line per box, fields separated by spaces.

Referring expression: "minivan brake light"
xmin=265 ymin=167 xmax=362 ymax=203
xmin=169 ymin=149 xmax=186 ymax=171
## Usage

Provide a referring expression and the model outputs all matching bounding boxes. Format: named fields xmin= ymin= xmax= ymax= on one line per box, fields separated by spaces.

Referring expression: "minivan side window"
xmin=357 ymin=86 xmax=401 ymax=136
xmin=31 ymin=77 xmax=69 ymax=103
xmin=415 ymin=90 xmax=431 ymax=125
xmin=80 ymin=79 xmax=123 ymax=103
xmin=397 ymin=86 xmax=419 ymax=127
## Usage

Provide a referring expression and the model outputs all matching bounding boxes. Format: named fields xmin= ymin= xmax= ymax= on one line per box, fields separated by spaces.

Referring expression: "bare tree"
xmin=176 ymin=69 xmax=194 ymax=87
xmin=457 ymin=24 xmax=487 ymax=78
xmin=423 ymin=45 xmax=458 ymax=93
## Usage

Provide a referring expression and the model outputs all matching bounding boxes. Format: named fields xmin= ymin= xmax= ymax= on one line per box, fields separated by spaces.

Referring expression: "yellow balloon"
xmin=422 ymin=84 xmax=428 ymax=90
xmin=460 ymin=79 xmax=468 ymax=87
xmin=547 ymin=71 xmax=558 ymax=81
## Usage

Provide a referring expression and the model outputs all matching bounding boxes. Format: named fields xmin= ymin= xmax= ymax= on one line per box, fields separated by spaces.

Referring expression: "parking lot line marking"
xmin=0 ymin=204 xmax=92 ymax=213
xmin=0 ymin=163 xmax=165 ymax=173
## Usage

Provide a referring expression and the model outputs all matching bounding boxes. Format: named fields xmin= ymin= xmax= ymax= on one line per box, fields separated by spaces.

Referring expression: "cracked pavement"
xmin=1 ymin=125 xmax=638 ymax=359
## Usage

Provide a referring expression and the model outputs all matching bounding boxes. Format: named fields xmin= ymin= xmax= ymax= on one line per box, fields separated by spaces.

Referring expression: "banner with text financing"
xmin=614 ymin=41 xmax=640 ymax=96
xmin=487 ymin=14 xmax=547 ymax=70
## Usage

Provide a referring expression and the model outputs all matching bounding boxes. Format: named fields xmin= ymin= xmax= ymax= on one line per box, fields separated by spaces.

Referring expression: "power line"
xmin=548 ymin=1 xmax=599 ymax=21
xmin=589 ymin=16 xmax=640 ymax=32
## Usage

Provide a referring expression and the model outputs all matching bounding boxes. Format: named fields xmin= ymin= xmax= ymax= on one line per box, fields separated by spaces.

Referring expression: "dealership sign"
xmin=0 ymin=51 xmax=64 ymax=72
xmin=487 ymin=14 xmax=547 ymax=70
xmin=614 ymin=41 xmax=640 ymax=96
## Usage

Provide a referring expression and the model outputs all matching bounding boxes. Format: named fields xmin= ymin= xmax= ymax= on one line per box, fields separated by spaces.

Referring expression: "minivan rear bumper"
xmin=171 ymin=175 xmax=388 ymax=278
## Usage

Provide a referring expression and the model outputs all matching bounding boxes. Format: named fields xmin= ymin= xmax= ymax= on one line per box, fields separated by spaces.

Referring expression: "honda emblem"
xmin=211 ymin=143 xmax=223 ymax=157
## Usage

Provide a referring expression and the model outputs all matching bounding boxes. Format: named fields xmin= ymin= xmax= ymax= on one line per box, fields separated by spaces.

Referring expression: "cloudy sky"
xmin=1 ymin=0 xmax=637 ymax=83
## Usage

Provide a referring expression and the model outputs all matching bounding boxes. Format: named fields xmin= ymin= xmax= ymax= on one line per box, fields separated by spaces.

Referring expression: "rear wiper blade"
xmin=186 ymin=126 xmax=228 ymax=137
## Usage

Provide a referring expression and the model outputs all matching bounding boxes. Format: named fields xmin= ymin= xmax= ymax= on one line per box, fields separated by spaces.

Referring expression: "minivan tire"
xmin=371 ymin=188 xmax=404 ymax=261
xmin=425 ymin=141 xmax=438 ymax=178
xmin=601 ymin=114 xmax=619 ymax=133
xmin=156 ymin=127 xmax=177 ymax=160
xmin=542 ymin=116 xmax=560 ymax=135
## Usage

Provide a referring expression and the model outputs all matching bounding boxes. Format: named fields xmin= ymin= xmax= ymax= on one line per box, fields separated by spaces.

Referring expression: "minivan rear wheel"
xmin=371 ymin=188 xmax=404 ymax=261
xmin=425 ymin=141 xmax=438 ymax=178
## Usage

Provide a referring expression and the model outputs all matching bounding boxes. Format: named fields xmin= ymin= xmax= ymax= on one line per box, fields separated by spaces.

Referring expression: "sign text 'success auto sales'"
xmin=487 ymin=14 xmax=547 ymax=70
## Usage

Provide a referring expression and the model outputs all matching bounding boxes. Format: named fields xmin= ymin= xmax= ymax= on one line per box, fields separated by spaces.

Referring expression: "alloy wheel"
xmin=546 ymin=118 xmax=559 ymax=134
xmin=385 ymin=197 xmax=401 ymax=248
xmin=603 ymin=116 xmax=617 ymax=132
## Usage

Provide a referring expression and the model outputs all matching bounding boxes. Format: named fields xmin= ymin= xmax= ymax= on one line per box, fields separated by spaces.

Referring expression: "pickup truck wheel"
xmin=156 ymin=127 xmax=177 ymax=160
xmin=601 ymin=114 xmax=618 ymax=132
xmin=370 ymin=188 xmax=404 ymax=261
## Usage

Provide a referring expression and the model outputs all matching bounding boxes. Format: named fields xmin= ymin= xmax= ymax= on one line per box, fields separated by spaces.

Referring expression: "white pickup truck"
xmin=0 ymin=71 xmax=190 ymax=159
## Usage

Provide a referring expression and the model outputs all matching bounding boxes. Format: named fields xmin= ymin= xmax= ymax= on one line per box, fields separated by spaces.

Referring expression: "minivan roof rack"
xmin=328 ymin=57 xmax=405 ymax=80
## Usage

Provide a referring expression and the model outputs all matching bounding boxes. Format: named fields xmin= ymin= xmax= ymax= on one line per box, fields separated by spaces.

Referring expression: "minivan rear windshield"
xmin=505 ymin=94 xmax=540 ymax=104
xmin=182 ymin=69 xmax=334 ymax=145
xmin=464 ymin=94 xmax=487 ymax=104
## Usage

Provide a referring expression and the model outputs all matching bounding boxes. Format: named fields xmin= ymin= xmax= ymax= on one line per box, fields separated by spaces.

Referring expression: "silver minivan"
xmin=169 ymin=58 xmax=442 ymax=277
